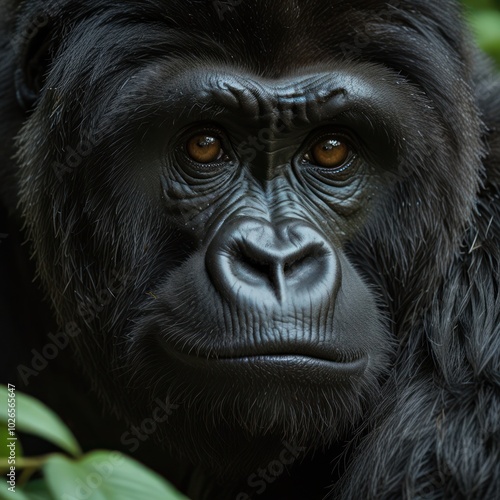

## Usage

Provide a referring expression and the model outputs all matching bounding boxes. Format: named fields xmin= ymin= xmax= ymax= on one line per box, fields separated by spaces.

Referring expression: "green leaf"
xmin=43 ymin=451 xmax=188 ymax=500
xmin=0 ymin=385 xmax=81 ymax=457
xmin=0 ymin=480 xmax=29 ymax=500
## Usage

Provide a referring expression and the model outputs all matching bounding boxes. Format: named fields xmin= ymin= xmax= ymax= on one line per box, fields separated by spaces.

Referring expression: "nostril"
xmin=282 ymin=243 xmax=325 ymax=278
xmin=283 ymin=254 xmax=309 ymax=277
xmin=236 ymin=246 xmax=272 ymax=283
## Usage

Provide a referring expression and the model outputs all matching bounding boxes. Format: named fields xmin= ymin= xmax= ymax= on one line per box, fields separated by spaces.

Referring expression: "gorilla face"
xmin=96 ymin=64 xmax=394 ymax=473
xmin=11 ymin=0 xmax=483 ymax=479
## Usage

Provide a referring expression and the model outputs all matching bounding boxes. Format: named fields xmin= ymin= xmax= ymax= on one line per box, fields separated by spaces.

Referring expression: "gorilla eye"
xmin=186 ymin=134 xmax=226 ymax=164
xmin=306 ymin=137 xmax=351 ymax=169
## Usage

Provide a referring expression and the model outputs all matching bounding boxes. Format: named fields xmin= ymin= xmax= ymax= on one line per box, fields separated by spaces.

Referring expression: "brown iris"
xmin=310 ymin=137 xmax=350 ymax=169
xmin=186 ymin=134 xmax=223 ymax=164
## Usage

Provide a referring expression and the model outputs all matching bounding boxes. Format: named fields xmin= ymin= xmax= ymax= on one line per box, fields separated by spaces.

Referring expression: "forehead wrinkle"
xmin=204 ymin=72 xmax=348 ymax=130
xmin=208 ymin=76 xmax=266 ymax=122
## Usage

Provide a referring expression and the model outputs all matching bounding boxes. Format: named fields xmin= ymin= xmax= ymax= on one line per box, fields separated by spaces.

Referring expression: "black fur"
xmin=1 ymin=1 xmax=500 ymax=498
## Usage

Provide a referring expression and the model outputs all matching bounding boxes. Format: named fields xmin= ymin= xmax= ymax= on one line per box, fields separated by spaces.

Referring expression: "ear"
xmin=14 ymin=21 xmax=54 ymax=110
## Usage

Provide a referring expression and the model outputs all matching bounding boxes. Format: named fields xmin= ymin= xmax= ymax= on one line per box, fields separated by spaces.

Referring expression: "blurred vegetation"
xmin=463 ymin=0 xmax=500 ymax=65
xmin=0 ymin=386 xmax=187 ymax=500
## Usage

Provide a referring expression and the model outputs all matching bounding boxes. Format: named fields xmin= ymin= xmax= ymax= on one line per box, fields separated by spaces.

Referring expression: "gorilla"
xmin=1 ymin=0 xmax=500 ymax=498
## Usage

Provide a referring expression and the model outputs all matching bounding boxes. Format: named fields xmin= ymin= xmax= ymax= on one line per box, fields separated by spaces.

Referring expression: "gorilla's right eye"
xmin=186 ymin=134 xmax=226 ymax=164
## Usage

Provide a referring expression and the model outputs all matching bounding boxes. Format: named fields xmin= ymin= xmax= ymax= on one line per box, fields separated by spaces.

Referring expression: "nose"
xmin=206 ymin=217 xmax=339 ymax=305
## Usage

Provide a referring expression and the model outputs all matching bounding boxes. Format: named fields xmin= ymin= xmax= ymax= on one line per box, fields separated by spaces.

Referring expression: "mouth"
xmin=168 ymin=346 xmax=369 ymax=378
xmin=215 ymin=354 xmax=369 ymax=376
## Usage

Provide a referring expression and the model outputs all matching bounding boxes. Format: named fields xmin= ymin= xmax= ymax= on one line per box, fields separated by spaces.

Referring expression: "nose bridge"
xmin=251 ymin=150 xmax=289 ymax=182
xmin=222 ymin=176 xmax=314 ymax=233
xmin=261 ymin=175 xmax=313 ymax=226
xmin=247 ymin=102 xmax=299 ymax=180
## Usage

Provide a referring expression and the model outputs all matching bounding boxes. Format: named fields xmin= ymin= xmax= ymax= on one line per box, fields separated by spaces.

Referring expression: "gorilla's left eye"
xmin=304 ymin=136 xmax=353 ymax=170
xmin=186 ymin=134 xmax=227 ymax=164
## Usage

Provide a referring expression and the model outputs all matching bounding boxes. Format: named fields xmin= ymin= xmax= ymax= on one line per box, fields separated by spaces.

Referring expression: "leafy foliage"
xmin=0 ymin=386 xmax=187 ymax=500
xmin=463 ymin=0 xmax=500 ymax=65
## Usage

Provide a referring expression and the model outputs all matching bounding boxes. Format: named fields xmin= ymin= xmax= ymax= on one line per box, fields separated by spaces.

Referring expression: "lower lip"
xmin=220 ymin=354 xmax=368 ymax=374
xmin=171 ymin=351 xmax=368 ymax=377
